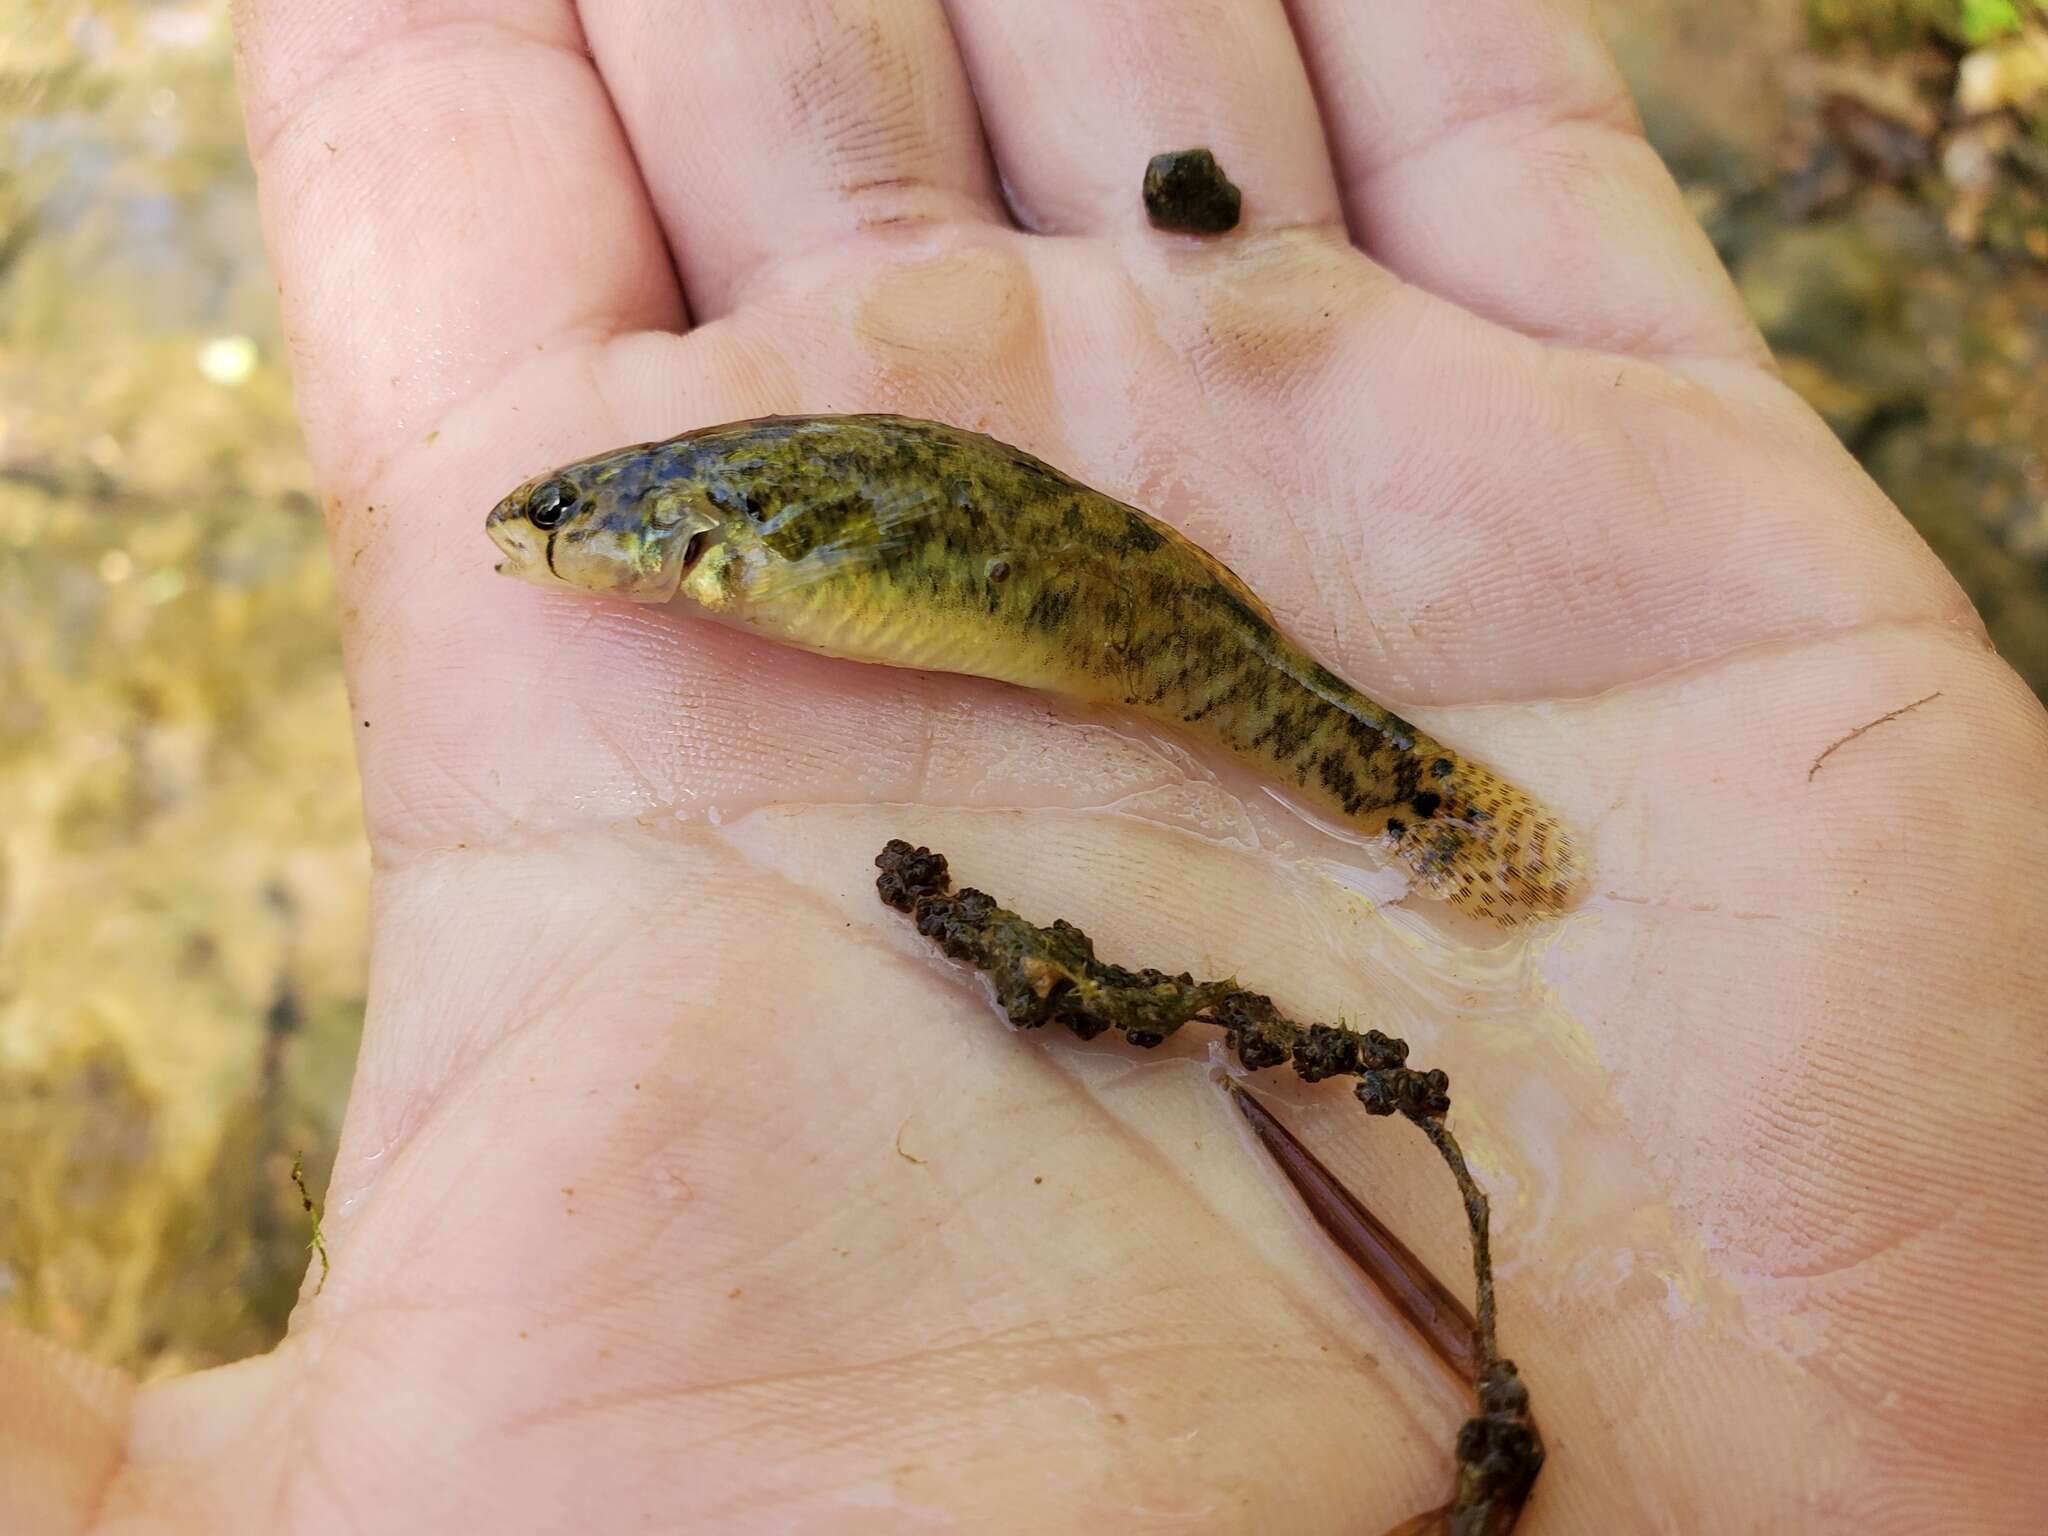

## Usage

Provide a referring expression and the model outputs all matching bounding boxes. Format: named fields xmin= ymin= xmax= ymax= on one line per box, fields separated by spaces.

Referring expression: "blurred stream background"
xmin=1 ymin=0 xmax=2044 ymax=1379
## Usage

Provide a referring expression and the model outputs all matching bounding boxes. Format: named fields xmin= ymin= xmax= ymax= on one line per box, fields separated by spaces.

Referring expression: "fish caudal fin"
xmin=1385 ymin=754 xmax=1582 ymax=924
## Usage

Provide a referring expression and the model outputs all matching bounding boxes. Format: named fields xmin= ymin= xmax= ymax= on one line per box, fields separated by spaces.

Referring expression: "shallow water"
xmin=0 ymin=2 xmax=364 ymax=1374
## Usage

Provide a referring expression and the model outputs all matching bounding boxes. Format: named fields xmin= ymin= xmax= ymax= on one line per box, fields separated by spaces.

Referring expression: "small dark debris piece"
xmin=1451 ymin=1361 xmax=1545 ymax=1531
xmin=875 ymin=839 xmax=951 ymax=911
xmin=1143 ymin=148 xmax=1243 ymax=234
xmin=1293 ymin=1022 xmax=1364 ymax=1082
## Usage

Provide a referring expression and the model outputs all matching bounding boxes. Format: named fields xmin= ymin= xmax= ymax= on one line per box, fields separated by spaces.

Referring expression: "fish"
xmin=486 ymin=414 xmax=1580 ymax=921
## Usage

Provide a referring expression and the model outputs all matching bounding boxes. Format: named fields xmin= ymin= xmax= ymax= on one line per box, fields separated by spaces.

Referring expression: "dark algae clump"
xmin=1143 ymin=148 xmax=1244 ymax=234
xmin=874 ymin=839 xmax=1544 ymax=1534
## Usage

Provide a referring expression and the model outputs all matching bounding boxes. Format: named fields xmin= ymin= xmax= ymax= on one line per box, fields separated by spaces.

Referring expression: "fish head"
xmin=486 ymin=449 xmax=721 ymax=604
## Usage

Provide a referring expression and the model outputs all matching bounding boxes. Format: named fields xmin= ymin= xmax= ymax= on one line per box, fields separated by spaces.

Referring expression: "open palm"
xmin=16 ymin=2 xmax=2045 ymax=1532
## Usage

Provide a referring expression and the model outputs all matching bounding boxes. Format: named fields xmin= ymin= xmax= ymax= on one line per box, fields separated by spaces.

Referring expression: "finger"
xmin=1285 ymin=0 xmax=1766 ymax=361
xmin=0 ymin=1324 xmax=131 ymax=1535
xmin=576 ymin=0 xmax=1006 ymax=320
xmin=234 ymin=0 xmax=684 ymax=501
xmin=943 ymin=0 xmax=1344 ymax=235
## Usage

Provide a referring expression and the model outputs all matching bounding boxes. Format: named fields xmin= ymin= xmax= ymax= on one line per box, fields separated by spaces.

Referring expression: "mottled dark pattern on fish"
xmin=486 ymin=414 xmax=1582 ymax=921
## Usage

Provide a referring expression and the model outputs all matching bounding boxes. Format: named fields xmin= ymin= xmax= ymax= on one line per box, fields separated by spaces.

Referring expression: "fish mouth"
xmin=485 ymin=501 xmax=557 ymax=586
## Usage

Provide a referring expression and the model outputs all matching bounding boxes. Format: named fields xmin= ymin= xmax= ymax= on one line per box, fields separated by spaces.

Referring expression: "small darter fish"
xmin=486 ymin=414 xmax=1581 ymax=922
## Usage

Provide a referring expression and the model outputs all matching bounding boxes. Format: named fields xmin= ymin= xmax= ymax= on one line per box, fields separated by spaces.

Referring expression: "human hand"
xmin=13 ymin=2 xmax=2046 ymax=1530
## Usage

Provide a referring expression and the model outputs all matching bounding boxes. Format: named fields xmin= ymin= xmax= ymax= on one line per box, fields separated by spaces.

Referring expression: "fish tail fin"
xmin=1387 ymin=753 xmax=1582 ymax=924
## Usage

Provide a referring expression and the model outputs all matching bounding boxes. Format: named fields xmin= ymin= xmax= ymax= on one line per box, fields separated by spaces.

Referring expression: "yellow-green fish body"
xmin=487 ymin=414 xmax=1580 ymax=921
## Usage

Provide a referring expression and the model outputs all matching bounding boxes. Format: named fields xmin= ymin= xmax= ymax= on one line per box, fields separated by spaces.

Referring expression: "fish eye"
xmin=526 ymin=478 xmax=579 ymax=529
xmin=681 ymin=531 xmax=709 ymax=570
